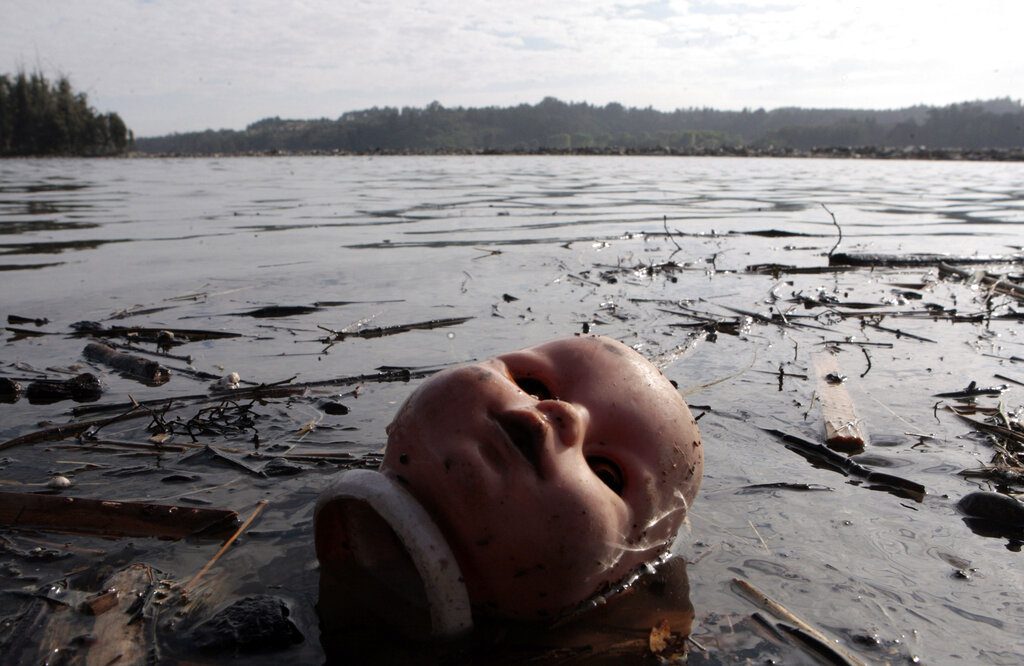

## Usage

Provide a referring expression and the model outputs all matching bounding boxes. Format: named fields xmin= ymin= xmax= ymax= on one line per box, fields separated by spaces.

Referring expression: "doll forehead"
xmin=499 ymin=336 xmax=642 ymax=378
xmin=501 ymin=337 xmax=673 ymax=409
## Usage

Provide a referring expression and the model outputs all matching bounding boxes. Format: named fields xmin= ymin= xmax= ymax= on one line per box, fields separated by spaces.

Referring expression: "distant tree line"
xmin=0 ymin=70 xmax=132 ymax=156
xmin=136 ymin=96 xmax=1024 ymax=156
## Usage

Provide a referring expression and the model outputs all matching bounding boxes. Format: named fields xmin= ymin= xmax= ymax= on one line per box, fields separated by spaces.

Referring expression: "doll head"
xmin=379 ymin=335 xmax=702 ymax=619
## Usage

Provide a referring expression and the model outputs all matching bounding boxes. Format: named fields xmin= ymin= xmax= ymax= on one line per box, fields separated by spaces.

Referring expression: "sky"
xmin=2 ymin=0 xmax=1021 ymax=137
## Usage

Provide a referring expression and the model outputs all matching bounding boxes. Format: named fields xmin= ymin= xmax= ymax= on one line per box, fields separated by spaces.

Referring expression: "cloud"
xmin=1 ymin=0 xmax=1021 ymax=135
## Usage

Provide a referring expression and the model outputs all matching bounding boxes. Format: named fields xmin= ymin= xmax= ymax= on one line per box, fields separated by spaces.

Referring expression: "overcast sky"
xmin=2 ymin=1 xmax=1021 ymax=137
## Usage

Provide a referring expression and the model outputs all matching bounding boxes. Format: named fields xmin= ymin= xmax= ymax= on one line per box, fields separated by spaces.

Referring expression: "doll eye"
xmin=587 ymin=456 xmax=624 ymax=495
xmin=513 ymin=376 xmax=553 ymax=400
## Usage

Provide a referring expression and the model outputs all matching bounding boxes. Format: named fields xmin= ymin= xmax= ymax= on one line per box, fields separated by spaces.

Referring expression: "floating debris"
xmin=84 ymin=342 xmax=171 ymax=384
xmin=933 ymin=381 xmax=1008 ymax=399
xmin=814 ymin=354 xmax=867 ymax=453
xmin=7 ymin=314 xmax=49 ymax=326
xmin=46 ymin=475 xmax=72 ymax=489
xmin=238 ymin=305 xmax=322 ymax=318
xmin=211 ymin=372 xmax=241 ymax=391
xmin=0 ymin=491 xmax=239 ymax=539
xmin=71 ymin=321 xmax=242 ymax=344
xmin=830 ymin=252 xmax=1024 ymax=267
xmin=0 ymin=377 xmax=23 ymax=403
xmin=318 ymin=316 xmax=473 ymax=344
xmin=25 ymin=373 xmax=102 ymax=404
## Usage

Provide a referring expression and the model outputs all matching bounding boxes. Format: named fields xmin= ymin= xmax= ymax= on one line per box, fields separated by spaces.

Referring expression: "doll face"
xmin=380 ymin=335 xmax=702 ymax=619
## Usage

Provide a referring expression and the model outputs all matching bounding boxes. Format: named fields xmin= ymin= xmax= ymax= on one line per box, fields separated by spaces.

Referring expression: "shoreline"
xmin=133 ymin=145 xmax=1024 ymax=161
xmin=5 ymin=145 xmax=1024 ymax=162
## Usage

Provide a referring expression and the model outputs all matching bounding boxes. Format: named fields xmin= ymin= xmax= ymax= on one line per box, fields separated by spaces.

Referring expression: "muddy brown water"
xmin=1 ymin=156 xmax=1023 ymax=663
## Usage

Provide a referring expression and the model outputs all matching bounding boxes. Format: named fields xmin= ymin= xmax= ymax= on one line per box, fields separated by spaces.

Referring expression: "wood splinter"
xmin=813 ymin=353 xmax=868 ymax=453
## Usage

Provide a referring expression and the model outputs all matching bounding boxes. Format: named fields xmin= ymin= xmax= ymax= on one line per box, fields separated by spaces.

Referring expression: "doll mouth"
xmin=493 ymin=410 xmax=545 ymax=477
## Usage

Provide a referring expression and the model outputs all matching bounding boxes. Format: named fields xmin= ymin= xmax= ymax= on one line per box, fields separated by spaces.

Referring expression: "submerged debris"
xmin=71 ymin=321 xmax=242 ymax=344
xmin=191 ymin=595 xmax=303 ymax=653
xmin=318 ymin=316 xmax=473 ymax=344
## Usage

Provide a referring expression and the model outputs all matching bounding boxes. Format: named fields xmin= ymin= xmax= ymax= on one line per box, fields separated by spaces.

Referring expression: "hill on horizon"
xmin=135 ymin=96 xmax=1024 ymax=155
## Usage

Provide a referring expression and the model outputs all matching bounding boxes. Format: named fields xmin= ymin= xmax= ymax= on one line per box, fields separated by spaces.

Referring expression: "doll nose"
xmin=536 ymin=400 xmax=586 ymax=448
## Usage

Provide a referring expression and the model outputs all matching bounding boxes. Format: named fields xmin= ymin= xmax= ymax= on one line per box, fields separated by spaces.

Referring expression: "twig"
xmin=816 ymin=340 xmax=894 ymax=348
xmin=748 ymin=520 xmax=770 ymax=552
xmin=802 ymin=390 xmax=818 ymax=420
xmin=995 ymin=373 xmax=1024 ymax=387
xmin=0 ymin=405 xmax=147 ymax=452
xmin=181 ymin=500 xmax=268 ymax=594
xmin=663 ymin=215 xmax=683 ymax=258
xmin=821 ymin=203 xmax=842 ymax=258
xmin=680 ymin=351 xmax=757 ymax=397
xmin=732 ymin=578 xmax=865 ymax=666
xmin=859 ymin=346 xmax=872 ymax=378
xmin=863 ymin=321 xmax=937 ymax=343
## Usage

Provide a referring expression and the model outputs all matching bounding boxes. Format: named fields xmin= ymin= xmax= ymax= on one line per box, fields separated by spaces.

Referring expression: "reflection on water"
xmin=0 ymin=156 xmax=1023 ymax=663
xmin=320 ymin=557 xmax=700 ymax=664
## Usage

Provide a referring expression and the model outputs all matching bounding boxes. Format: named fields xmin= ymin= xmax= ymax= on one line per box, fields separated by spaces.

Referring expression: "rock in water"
xmin=192 ymin=595 xmax=303 ymax=653
xmin=957 ymin=491 xmax=1024 ymax=525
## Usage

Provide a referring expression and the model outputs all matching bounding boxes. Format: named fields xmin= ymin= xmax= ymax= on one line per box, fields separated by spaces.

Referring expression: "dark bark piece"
xmin=0 ymin=491 xmax=239 ymax=539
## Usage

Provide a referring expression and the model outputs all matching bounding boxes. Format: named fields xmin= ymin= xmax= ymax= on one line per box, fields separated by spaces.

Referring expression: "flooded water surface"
xmin=1 ymin=156 xmax=1023 ymax=663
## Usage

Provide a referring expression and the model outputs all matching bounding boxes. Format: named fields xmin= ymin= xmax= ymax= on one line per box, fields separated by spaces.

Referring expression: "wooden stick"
xmin=732 ymin=578 xmax=865 ymax=666
xmin=813 ymin=353 xmax=868 ymax=453
xmin=181 ymin=500 xmax=268 ymax=594
xmin=0 ymin=406 xmax=148 ymax=452
xmin=0 ymin=491 xmax=239 ymax=540
xmin=84 ymin=341 xmax=171 ymax=384
xmin=831 ymin=252 xmax=1024 ymax=267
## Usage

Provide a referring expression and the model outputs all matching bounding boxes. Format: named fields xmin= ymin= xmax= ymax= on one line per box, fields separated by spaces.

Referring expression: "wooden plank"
xmin=0 ymin=491 xmax=239 ymax=540
xmin=85 ymin=564 xmax=155 ymax=666
xmin=25 ymin=563 xmax=158 ymax=665
xmin=813 ymin=353 xmax=868 ymax=453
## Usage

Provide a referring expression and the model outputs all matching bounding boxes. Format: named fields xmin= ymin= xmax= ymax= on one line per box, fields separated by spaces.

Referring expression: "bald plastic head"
xmin=380 ymin=335 xmax=702 ymax=619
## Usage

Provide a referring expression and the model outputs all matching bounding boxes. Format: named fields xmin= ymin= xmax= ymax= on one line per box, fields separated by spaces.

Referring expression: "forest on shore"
xmin=136 ymin=96 xmax=1024 ymax=157
xmin=0 ymin=71 xmax=132 ymax=157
